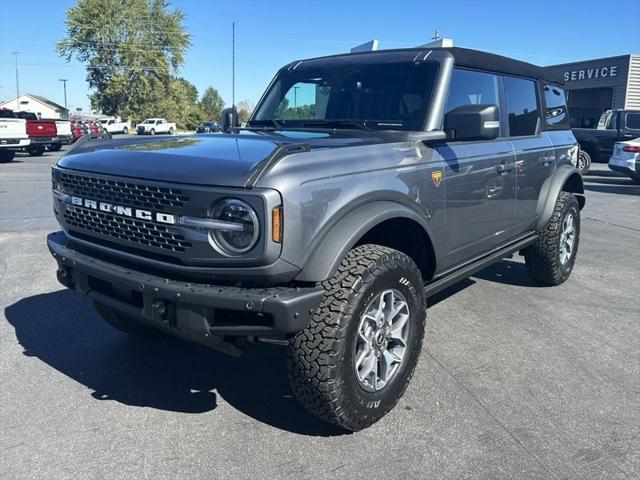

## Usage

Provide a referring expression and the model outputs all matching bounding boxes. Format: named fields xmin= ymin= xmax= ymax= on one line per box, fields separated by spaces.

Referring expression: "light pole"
xmin=58 ymin=79 xmax=68 ymax=118
xmin=11 ymin=51 xmax=19 ymax=111
xmin=293 ymin=86 xmax=300 ymax=108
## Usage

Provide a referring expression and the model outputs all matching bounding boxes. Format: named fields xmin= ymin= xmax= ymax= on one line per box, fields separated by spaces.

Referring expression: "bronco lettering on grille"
xmin=69 ymin=196 xmax=176 ymax=225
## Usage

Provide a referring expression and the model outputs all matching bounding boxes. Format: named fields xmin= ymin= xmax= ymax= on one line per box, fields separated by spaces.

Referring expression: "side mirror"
xmin=444 ymin=104 xmax=500 ymax=141
xmin=220 ymin=107 xmax=239 ymax=133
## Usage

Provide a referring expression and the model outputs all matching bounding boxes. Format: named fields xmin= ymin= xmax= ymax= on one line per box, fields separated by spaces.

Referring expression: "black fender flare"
xmin=295 ymin=201 xmax=436 ymax=283
xmin=535 ymin=164 xmax=585 ymax=230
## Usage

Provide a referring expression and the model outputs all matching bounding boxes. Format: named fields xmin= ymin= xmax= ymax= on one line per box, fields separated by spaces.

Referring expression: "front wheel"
xmin=168 ymin=127 xmax=174 ymax=134
xmin=26 ymin=145 xmax=45 ymax=156
xmin=577 ymin=149 xmax=591 ymax=175
xmin=288 ymin=244 xmax=426 ymax=431
xmin=150 ymin=128 xmax=156 ymax=135
xmin=524 ymin=192 xmax=580 ymax=286
xmin=122 ymin=126 xmax=129 ymax=134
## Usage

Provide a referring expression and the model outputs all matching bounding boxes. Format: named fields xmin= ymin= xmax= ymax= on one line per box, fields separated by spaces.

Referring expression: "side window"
xmin=504 ymin=77 xmax=540 ymax=137
xmin=444 ymin=69 xmax=499 ymax=114
xmin=625 ymin=113 xmax=640 ymax=130
xmin=605 ymin=114 xmax=617 ymax=130
xmin=543 ymin=84 xmax=569 ymax=127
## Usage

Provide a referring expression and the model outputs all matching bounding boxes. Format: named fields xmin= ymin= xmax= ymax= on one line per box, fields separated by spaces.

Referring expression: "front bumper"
xmin=47 ymin=231 xmax=323 ymax=340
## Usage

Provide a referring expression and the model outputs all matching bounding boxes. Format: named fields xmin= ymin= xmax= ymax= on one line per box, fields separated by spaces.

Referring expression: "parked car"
xmin=14 ymin=111 xmax=58 ymax=156
xmin=136 ymin=118 xmax=176 ymax=135
xmin=48 ymin=46 xmax=584 ymax=431
xmin=48 ymin=120 xmax=74 ymax=151
xmin=0 ymin=108 xmax=30 ymax=163
xmin=196 ymin=121 xmax=220 ymax=133
xmin=98 ymin=117 xmax=131 ymax=135
xmin=608 ymin=138 xmax=640 ymax=183
xmin=573 ymin=109 xmax=640 ymax=172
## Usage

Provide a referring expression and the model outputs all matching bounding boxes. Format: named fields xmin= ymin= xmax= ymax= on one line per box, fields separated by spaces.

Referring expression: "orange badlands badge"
xmin=431 ymin=170 xmax=443 ymax=187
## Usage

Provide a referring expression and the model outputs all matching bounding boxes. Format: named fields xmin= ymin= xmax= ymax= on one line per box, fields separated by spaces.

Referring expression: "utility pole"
xmin=293 ymin=86 xmax=300 ymax=108
xmin=232 ymin=22 xmax=235 ymax=110
xmin=58 ymin=79 xmax=68 ymax=119
xmin=11 ymin=51 xmax=19 ymax=111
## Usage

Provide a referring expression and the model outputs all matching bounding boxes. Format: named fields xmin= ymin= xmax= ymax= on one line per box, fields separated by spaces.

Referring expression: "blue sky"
xmin=1 ymin=0 xmax=639 ymax=113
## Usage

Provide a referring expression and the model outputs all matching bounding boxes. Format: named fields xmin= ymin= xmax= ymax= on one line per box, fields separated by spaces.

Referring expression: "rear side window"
xmin=504 ymin=77 xmax=540 ymax=136
xmin=543 ymin=84 xmax=569 ymax=128
xmin=626 ymin=113 xmax=640 ymax=130
xmin=445 ymin=69 xmax=499 ymax=114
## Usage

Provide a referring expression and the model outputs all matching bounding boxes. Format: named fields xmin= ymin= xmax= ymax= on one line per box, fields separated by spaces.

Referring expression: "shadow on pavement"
xmin=4 ymin=290 xmax=345 ymax=437
xmin=471 ymin=258 xmax=540 ymax=287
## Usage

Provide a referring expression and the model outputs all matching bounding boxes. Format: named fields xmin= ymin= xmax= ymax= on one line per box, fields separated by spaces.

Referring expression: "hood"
xmin=56 ymin=131 xmax=386 ymax=188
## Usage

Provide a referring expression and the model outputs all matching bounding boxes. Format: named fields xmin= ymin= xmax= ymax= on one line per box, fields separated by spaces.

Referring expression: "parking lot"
xmin=1 ymin=146 xmax=638 ymax=479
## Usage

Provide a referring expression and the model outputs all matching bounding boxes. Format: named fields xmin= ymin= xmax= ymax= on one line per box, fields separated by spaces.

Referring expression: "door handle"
xmin=496 ymin=161 xmax=515 ymax=174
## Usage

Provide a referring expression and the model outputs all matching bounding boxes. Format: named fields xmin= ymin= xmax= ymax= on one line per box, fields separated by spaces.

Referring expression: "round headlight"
xmin=209 ymin=198 xmax=259 ymax=255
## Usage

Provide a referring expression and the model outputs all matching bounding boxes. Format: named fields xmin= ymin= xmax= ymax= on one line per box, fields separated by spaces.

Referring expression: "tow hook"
xmin=151 ymin=300 xmax=168 ymax=323
xmin=57 ymin=267 xmax=73 ymax=288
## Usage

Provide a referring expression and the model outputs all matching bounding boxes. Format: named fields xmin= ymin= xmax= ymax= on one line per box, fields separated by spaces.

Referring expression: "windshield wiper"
xmin=302 ymin=120 xmax=372 ymax=131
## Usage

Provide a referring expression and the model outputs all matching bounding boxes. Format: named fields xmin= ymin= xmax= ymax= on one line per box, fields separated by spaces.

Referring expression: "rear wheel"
xmin=26 ymin=145 xmax=45 ymax=156
xmin=47 ymin=143 xmax=62 ymax=152
xmin=287 ymin=244 xmax=426 ymax=431
xmin=150 ymin=128 xmax=156 ymax=135
xmin=123 ymin=126 xmax=129 ymax=134
xmin=524 ymin=192 xmax=580 ymax=286
xmin=94 ymin=303 xmax=163 ymax=338
xmin=169 ymin=127 xmax=174 ymax=134
xmin=577 ymin=149 xmax=591 ymax=175
xmin=0 ymin=150 xmax=15 ymax=163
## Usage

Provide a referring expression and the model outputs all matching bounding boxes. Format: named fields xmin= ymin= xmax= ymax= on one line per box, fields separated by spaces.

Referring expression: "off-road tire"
xmin=0 ymin=150 xmax=15 ymax=163
xmin=26 ymin=145 xmax=45 ymax=156
xmin=577 ymin=149 xmax=591 ymax=175
xmin=524 ymin=192 xmax=580 ymax=286
xmin=94 ymin=302 xmax=163 ymax=338
xmin=287 ymin=244 xmax=426 ymax=431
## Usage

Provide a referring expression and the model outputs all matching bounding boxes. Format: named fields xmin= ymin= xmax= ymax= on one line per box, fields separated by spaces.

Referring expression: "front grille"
xmin=58 ymin=172 xmax=190 ymax=210
xmin=64 ymin=205 xmax=192 ymax=253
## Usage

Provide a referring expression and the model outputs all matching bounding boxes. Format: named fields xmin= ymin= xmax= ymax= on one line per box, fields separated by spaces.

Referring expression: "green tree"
xmin=200 ymin=87 xmax=225 ymax=121
xmin=57 ymin=0 xmax=190 ymax=122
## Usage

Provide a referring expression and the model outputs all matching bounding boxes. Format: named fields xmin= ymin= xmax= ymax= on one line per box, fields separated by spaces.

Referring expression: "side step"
xmin=424 ymin=234 xmax=537 ymax=297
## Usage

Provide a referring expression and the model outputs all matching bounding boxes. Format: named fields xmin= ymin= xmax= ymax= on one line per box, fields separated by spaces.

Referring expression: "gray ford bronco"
xmin=48 ymin=47 xmax=584 ymax=431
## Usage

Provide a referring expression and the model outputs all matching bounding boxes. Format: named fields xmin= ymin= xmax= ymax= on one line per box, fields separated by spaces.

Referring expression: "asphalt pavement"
xmin=1 ymin=147 xmax=639 ymax=479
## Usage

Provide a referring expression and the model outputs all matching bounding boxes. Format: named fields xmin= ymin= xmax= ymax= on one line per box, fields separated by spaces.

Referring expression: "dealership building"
xmin=543 ymin=55 xmax=640 ymax=128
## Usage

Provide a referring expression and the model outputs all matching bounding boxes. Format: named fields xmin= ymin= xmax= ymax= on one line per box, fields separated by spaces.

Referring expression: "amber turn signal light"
xmin=272 ymin=206 xmax=283 ymax=243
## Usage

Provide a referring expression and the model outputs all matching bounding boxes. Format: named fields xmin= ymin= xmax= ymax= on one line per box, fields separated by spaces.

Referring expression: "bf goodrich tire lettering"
xmin=287 ymin=245 xmax=426 ymax=431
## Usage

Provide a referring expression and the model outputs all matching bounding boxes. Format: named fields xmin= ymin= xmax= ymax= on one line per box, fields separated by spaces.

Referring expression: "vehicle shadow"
xmin=471 ymin=258 xmax=540 ymax=287
xmin=4 ymin=290 xmax=346 ymax=437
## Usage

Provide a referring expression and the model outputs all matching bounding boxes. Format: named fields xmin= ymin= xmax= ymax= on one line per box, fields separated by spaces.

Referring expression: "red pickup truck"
xmin=14 ymin=111 xmax=58 ymax=156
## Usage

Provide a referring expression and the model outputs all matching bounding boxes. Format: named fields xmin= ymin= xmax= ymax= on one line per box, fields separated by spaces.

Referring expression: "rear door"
xmin=437 ymin=68 xmax=517 ymax=268
xmin=504 ymin=76 xmax=553 ymax=232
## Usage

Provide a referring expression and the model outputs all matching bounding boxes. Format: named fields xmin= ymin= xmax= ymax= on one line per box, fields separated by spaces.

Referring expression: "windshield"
xmin=251 ymin=61 xmax=439 ymax=131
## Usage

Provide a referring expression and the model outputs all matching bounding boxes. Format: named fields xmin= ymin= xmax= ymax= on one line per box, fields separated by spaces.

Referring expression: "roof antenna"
xmin=432 ymin=29 xmax=441 ymax=41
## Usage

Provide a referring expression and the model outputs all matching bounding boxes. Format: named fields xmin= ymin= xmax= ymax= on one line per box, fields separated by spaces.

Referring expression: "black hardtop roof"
xmin=288 ymin=46 xmax=554 ymax=83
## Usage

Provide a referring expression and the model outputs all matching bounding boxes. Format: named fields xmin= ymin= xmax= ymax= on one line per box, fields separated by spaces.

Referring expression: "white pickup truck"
xmin=136 ymin=118 xmax=176 ymax=135
xmin=0 ymin=109 xmax=30 ymax=162
xmin=98 ymin=117 xmax=131 ymax=135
